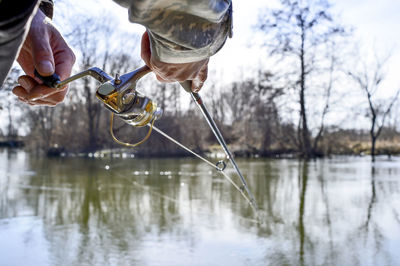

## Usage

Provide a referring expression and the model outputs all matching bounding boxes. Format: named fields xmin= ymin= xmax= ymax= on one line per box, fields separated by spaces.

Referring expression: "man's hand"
xmin=141 ymin=31 xmax=208 ymax=93
xmin=12 ymin=10 xmax=75 ymax=106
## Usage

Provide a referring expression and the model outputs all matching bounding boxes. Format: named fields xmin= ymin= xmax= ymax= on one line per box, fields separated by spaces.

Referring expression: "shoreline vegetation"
xmin=1 ymin=129 xmax=399 ymax=159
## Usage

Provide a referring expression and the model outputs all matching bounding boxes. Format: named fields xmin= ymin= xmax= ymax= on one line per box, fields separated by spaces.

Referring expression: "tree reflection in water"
xmin=1 ymin=150 xmax=400 ymax=265
xmin=298 ymin=161 xmax=308 ymax=266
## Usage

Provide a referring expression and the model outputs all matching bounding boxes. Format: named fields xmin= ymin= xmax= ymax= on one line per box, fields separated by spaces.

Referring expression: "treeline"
xmin=2 ymin=66 xmax=399 ymax=158
xmin=1 ymin=0 xmax=399 ymax=159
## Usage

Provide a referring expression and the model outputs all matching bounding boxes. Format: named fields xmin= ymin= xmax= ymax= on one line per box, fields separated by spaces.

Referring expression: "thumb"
xmin=31 ymin=30 xmax=55 ymax=76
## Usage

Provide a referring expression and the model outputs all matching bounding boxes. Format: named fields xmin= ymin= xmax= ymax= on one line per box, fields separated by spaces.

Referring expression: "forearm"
xmin=113 ymin=0 xmax=233 ymax=63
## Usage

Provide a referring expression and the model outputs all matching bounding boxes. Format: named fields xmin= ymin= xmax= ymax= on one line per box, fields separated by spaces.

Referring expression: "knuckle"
xmin=69 ymin=49 xmax=76 ymax=64
xmin=156 ymin=75 xmax=168 ymax=83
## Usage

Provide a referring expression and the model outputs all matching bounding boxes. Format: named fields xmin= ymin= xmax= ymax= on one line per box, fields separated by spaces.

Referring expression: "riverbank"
xmin=7 ymin=138 xmax=398 ymax=159
xmin=0 ymin=140 xmax=24 ymax=148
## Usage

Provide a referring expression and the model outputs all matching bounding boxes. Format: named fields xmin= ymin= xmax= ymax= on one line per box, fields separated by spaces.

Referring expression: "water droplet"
xmin=105 ymin=165 xmax=110 ymax=170
xmin=180 ymin=182 xmax=185 ymax=186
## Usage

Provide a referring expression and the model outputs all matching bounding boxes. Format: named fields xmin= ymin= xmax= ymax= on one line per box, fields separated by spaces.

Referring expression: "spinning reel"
xmin=36 ymin=65 xmax=162 ymax=146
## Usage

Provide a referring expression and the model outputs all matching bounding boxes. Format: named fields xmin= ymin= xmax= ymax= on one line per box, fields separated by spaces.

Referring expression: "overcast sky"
xmin=59 ymin=0 xmax=399 ymax=91
xmin=219 ymin=0 xmax=400 ymax=89
xmin=74 ymin=0 xmax=399 ymax=129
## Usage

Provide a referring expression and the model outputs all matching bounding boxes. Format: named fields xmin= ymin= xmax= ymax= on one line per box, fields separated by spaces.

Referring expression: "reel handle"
xmin=34 ymin=65 xmax=194 ymax=93
xmin=34 ymin=69 xmax=61 ymax=88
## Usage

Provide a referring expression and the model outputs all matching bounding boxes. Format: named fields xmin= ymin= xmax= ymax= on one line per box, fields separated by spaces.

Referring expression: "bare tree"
xmin=220 ymin=69 xmax=283 ymax=155
xmin=312 ymin=41 xmax=339 ymax=154
xmin=258 ymin=0 xmax=347 ymax=158
xmin=65 ymin=15 xmax=140 ymax=151
xmin=348 ymin=53 xmax=400 ymax=162
xmin=21 ymin=106 xmax=56 ymax=154
xmin=0 ymin=68 xmax=26 ymax=145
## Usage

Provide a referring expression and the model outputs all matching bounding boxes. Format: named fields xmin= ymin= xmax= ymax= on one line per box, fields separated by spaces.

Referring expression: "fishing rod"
xmin=35 ymin=65 xmax=258 ymax=212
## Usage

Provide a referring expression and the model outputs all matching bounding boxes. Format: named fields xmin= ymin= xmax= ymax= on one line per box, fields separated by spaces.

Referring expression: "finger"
xmin=198 ymin=63 xmax=208 ymax=83
xmin=13 ymin=86 xmax=29 ymax=98
xmin=16 ymin=75 xmax=53 ymax=99
xmin=18 ymin=75 xmax=38 ymax=93
xmin=18 ymin=97 xmax=28 ymax=104
xmin=152 ymin=63 xmax=176 ymax=82
xmin=26 ymin=84 xmax=65 ymax=101
xmin=192 ymin=64 xmax=208 ymax=92
xmin=14 ymin=87 xmax=56 ymax=106
xmin=41 ymin=89 xmax=68 ymax=104
xmin=28 ymin=99 xmax=57 ymax=107
xmin=30 ymin=27 xmax=55 ymax=76
xmin=141 ymin=31 xmax=151 ymax=67
xmin=191 ymin=79 xmax=203 ymax=93
xmin=14 ymin=75 xmax=40 ymax=98
xmin=150 ymin=60 xmax=185 ymax=82
xmin=191 ymin=80 xmax=203 ymax=93
xmin=155 ymin=74 xmax=169 ymax=83
xmin=16 ymin=74 xmax=67 ymax=104
xmin=52 ymin=31 xmax=76 ymax=81
xmin=13 ymin=84 xmax=62 ymax=102
xmin=154 ymin=59 xmax=209 ymax=82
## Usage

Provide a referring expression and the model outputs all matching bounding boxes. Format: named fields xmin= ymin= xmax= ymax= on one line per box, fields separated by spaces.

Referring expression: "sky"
xmin=1 ymin=0 xmax=400 ymax=134
xmin=61 ymin=0 xmax=400 ymax=129
xmin=55 ymin=0 xmax=400 ymax=92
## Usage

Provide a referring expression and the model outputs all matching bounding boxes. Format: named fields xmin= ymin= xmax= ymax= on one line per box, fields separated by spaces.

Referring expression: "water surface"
xmin=1 ymin=150 xmax=399 ymax=265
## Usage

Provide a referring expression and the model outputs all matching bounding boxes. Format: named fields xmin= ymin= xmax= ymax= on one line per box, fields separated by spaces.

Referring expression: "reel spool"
xmin=95 ymin=67 xmax=162 ymax=128
xmin=94 ymin=66 xmax=163 ymax=146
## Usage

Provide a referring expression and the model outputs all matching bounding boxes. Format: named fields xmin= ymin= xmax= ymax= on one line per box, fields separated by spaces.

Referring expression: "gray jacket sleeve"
xmin=0 ymin=0 xmax=53 ymax=87
xmin=113 ymin=0 xmax=232 ymax=63
xmin=0 ymin=0 xmax=39 ymax=87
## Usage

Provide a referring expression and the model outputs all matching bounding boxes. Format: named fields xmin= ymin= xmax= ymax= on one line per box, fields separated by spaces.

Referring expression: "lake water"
xmin=0 ymin=149 xmax=399 ymax=266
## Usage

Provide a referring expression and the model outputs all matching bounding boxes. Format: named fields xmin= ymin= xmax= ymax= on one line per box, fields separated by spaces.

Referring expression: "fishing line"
xmin=150 ymin=124 xmax=259 ymax=217
xmin=108 ymin=121 xmax=260 ymax=218
xmin=105 ymin=165 xmax=261 ymax=225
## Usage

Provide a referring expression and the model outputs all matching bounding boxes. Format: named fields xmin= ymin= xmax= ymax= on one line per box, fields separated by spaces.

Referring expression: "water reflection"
xmin=1 ymin=150 xmax=400 ymax=265
xmin=298 ymin=161 xmax=308 ymax=266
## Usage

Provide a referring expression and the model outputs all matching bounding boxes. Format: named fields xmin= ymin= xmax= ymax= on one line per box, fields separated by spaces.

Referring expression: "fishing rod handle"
xmin=179 ymin=80 xmax=192 ymax=93
xmin=180 ymin=80 xmax=203 ymax=104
